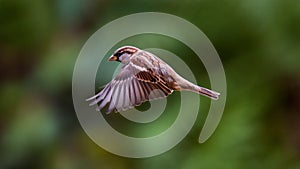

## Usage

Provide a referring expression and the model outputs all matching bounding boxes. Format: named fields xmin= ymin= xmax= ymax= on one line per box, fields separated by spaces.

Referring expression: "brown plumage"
xmin=87 ymin=46 xmax=220 ymax=113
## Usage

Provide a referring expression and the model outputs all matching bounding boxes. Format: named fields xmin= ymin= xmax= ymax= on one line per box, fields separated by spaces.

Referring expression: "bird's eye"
xmin=118 ymin=51 xmax=124 ymax=56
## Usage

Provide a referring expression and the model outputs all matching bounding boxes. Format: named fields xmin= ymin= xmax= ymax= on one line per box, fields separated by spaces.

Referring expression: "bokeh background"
xmin=1 ymin=0 xmax=300 ymax=169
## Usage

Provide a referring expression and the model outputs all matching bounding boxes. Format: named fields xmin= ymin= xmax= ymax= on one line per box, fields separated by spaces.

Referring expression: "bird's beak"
xmin=108 ymin=55 xmax=117 ymax=61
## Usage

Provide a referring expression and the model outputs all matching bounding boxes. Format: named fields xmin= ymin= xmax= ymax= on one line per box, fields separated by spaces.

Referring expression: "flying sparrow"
xmin=87 ymin=46 xmax=220 ymax=113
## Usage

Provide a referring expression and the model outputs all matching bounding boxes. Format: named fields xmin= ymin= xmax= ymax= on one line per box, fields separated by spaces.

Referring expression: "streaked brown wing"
xmin=87 ymin=61 xmax=173 ymax=113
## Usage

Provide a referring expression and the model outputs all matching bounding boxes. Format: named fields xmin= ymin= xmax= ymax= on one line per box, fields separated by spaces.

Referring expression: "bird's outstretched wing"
xmin=87 ymin=55 xmax=173 ymax=113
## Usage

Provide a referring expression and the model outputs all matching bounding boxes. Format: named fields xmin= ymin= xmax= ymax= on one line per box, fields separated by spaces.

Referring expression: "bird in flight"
xmin=87 ymin=46 xmax=220 ymax=113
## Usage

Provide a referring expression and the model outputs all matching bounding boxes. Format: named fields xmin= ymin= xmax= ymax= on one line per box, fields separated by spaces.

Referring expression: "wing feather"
xmin=122 ymin=78 xmax=131 ymax=110
xmin=107 ymin=81 xmax=121 ymax=113
xmin=98 ymin=84 xmax=114 ymax=110
xmin=116 ymin=80 xmax=125 ymax=111
xmin=129 ymin=79 xmax=136 ymax=106
xmin=87 ymin=51 xmax=174 ymax=113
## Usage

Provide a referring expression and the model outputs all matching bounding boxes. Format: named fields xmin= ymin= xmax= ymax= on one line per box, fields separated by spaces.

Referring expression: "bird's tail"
xmin=179 ymin=80 xmax=220 ymax=100
xmin=172 ymin=75 xmax=220 ymax=100
xmin=197 ymin=86 xmax=220 ymax=100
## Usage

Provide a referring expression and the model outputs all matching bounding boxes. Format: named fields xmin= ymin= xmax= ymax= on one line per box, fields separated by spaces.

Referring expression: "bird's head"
xmin=108 ymin=46 xmax=139 ymax=63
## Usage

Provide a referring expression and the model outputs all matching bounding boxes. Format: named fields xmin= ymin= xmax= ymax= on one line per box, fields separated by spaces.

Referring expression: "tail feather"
xmin=197 ymin=86 xmax=220 ymax=100
xmin=173 ymin=75 xmax=220 ymax=100
xmin=178 ymin=80 xmax=220 ymax=100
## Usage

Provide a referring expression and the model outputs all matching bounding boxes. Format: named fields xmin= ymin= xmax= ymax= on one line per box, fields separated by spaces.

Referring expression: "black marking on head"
xmin=113 ymin=46 xmax=139 ymax=62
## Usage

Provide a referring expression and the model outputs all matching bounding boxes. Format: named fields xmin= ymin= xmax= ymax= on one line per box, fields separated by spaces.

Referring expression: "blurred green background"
xmin=1 ymin=0 xmax=300 ymax=169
